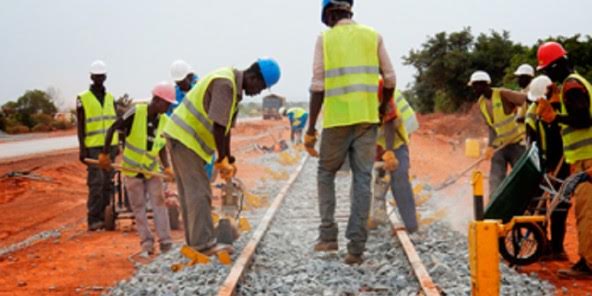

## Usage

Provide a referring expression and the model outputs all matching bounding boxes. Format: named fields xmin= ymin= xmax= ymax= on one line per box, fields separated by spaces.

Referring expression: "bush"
xmin=31 ymin=123 xmax=52 ymax=133
xmin=31 ymin=113 xmax=53 ymax=126
xmin=6 ymin=124 xmax=30 ymax=134
xmin=51 ymin=120 xmax=73 ymax=130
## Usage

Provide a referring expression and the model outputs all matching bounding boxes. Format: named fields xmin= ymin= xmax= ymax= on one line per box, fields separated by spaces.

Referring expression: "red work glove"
xmin=536 ymin=99 xmax=557 ymax=123
xmin=97 ymin=152 xmax=112 ymax=170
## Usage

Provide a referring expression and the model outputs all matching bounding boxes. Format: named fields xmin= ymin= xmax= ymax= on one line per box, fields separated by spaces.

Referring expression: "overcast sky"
xmin=1 ymin=0 xmax=590 ymax=108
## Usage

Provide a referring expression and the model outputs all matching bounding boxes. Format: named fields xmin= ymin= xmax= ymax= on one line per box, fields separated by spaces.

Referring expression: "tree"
xmin=1 ymin=90 xmax=58 ymax=129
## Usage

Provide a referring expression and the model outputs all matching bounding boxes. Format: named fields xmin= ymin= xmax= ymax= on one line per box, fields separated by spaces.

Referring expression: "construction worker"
xmin=168 ymin=60 xmax=198 ymax=116
xmin=374 ymin=80 xmax=418 ymax=233
xmin=279 ymin=106 xmax=308 ymax=143
xmin=468 ymin=71 xmax=527 ymax=196
xmin=163 ymin=58 xmax=281 ymax=255
xmin=514 ymin=64 xmax=535 ymax=124
xmin=525 ymin=75 xmax=571 ymax=261
xmin=76 ymin=60 xmax=119 ymax=231
xmin=305 ymin=0 xmax=396 ymax=265
xmin=535 ymin=41 xmax=592 ymax=278
xmin=99 ymin=82 xmax=177 ymax=255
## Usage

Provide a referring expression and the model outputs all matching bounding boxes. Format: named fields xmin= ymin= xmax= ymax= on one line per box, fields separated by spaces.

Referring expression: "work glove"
xmin=164 ymin=167 xmax=175 ymax=182
xmin=536 ymin=99 xmax=557 ymax=123
xmin=303 ymin=132 xmax=320 ymax=158
xmin=164 ymin=196 xmax=180 ymax=208
xmin=382 ymin=150 xmax=399 ymax=172
xmin=97 ymin=152 xmax=112 ymax=170
xmin=215 ymin=157 xmax=236 ymax=181
xmin=484 ymin=146 xmax=495 ymax=161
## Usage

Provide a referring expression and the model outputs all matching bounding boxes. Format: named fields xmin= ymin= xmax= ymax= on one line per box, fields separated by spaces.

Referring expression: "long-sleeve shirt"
xmin=310 ymin=19 xmax=396 ymax=92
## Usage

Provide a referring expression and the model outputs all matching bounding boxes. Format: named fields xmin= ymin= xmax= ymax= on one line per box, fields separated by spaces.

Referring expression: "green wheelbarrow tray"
xmin=484 ymin=145 xmax=543 ymax=223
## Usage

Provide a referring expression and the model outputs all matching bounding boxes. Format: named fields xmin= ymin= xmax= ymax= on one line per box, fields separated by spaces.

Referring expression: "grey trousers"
xmin=167 ymin=138 xmax=216 ymax=250
xmin=86 ymin=147 xmax=117 ymax=225
xmin=489 ymin=143 xmax=525 ymax=196
xmin=389 ymin=145 xmax=418 ymax=232
xmin=124 ymin=176 xmax=172 ymax=251
xmin=318 ymin=124 xmax=377 ymax=255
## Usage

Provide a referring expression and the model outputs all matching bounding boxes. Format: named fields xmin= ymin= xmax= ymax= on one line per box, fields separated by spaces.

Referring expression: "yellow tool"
xmin=171 ymin=245 xmax=233 ymax=272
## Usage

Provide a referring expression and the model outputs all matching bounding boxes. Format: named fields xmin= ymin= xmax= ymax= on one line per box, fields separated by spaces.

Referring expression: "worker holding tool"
xmin=279 ymin=107 xmax=308 ymax=144
xmin=98 ymin=82 xmax=177 ymax=255
xmin=372 ymin=79 xmax=418 ymax=233
xmin=468 ymin=71 xmax=527 ymax=196
xmin=168 ymin=60 xmax=198 ymax=116
xmin=306 ymin=0 xmax=396 ymax=265
xmin=164 ymin=58 xmax=281 ymax=255
xmin=525 ymin=75 xmax=571 ymax=261
xmin=76 ymin=60 xmax=119 ymax=231
xmin=513 ymin=64 xmax=535 ymax=124
xmin=535 ymin=41 xmax=592 ymax=278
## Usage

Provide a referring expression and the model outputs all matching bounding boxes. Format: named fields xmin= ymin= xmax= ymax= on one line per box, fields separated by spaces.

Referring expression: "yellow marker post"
xmin=472 ymin=171 xmax=484 ymax=221
xmin=469 ymin=220 xmax=501 ymax=296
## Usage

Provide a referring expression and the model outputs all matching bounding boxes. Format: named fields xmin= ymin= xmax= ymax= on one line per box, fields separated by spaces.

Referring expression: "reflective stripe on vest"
xmin=479 ymin=88 xmax=523 ymax=147
xmin=525 ymin=102 xmax=547 ymax=153
xmin=322 ymin=24 xmax=380 ymax=128
xmin=559 ymin=73 xmax=592 ymax=164
xmin=394 ymin=90 xmax=419 ymax=135
xmin=122 ymin=104 xmax=167 ymax=178
xmin=164 ymin=67 xmax=237 ymax=163
xmin=80 ymin=90 xmax=118 ymax=148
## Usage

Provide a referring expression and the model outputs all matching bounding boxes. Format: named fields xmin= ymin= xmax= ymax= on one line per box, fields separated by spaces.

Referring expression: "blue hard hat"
xmin=321 ymin=0 xmax=353 ymax=22
xmin=257 ymin=58 xmax=281 ymax=88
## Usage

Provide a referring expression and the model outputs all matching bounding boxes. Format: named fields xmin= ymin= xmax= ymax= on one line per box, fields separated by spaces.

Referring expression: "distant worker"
xmin=535 ymin=41 xmax=592 ymax=278
xmin=305 ymin=0 xmax=396 ymax=265
xmin=99 ymin=82 xmax=177 ymax=255
xmin=76 ymin=60 xmax=119 ymax=231
xmin=514 ymin=64 xmax=535 ymax=124
xmin=164 ymin=58 xmax=281 ymax=255
xmin=468 ymin=71 xmax=527 ymax=196
xmin=279 ymin=106 xmax=308 ymax=143
xmin=374 ymin=79 xmax=418 ymax=233
xmin=525 ymin=75 xmax=571 ymax=262
xmin=168 ymin=60 xmax=198 ymax=116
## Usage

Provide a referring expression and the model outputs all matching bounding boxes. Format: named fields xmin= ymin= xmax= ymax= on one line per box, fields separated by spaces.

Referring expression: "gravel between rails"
xmin=237 ymin=158 xmax=421 ymax=296
xmin=107 ymin=152 xmax=302 ymax=296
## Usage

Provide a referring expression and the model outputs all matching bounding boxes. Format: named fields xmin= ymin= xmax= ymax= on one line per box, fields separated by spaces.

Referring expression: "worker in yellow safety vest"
xmin=525 ymin=75 xmax=571 ymax=262
xmin=513 ymin=64 xmax=535 ymax=124
xmin=535 ymin=41 xmax=592 ymax=278
xmin=468 ymin=71 xmax=527 ymax=197
xmin=305 ymin=0 xmax=397 ymax=265
xmin=99 ymin=82 xmax=177 ymax=255
xmin=76 ymin=60 xmax=119 ymax=231
xmin=279 ymin=106 xmax=308 ymax=144
xmin=163 ymin=58 xmax=281 ymax=255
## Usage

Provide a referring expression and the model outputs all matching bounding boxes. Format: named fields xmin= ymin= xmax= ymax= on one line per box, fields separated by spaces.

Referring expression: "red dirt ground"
xmin=0 ymin=119 xmax=290 ymax=296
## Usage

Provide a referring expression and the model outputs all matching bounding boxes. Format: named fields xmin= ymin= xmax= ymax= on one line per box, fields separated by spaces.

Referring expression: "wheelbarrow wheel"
xmin=168 ymin=206 xmax=181 ymax=230
xmin=499 ymin=222 xmax=546 ymax=266
xmin=104 ymin=204 xmax=116 ymax=231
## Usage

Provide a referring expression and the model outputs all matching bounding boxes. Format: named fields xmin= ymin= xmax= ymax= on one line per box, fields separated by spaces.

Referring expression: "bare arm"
xmin=102 ymin=118 xmax=124 ymax=154
xmin=159 ymin=146 xmax=170 ymax=168
xmin=213 ymin=123 xmax=228 ymax=161
xmin=306 ymin=91 xmax=324 ymax=135
xmin=383 ymin=120 xmax=396 ymax=151
xmin=500 ymin=89 xmax=527 ymax=111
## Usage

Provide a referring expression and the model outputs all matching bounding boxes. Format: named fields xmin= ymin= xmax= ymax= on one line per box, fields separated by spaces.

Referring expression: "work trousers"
xmin=318 ymin=124 xmax=377 ymax=255
xmin=572 ymin=159 xmax=592 ymax=265
xmin=389 ymin=145 xmax=418 ymax=233
xmin=167 ymin=138 xmax=216 ymax=250
xmin=124 ymin=176 xmax=172 ymax=251
xmin=489 ymin=143 xmax=525 ymax=196
xmin=86 ymin=147 xmax=117 ymax=225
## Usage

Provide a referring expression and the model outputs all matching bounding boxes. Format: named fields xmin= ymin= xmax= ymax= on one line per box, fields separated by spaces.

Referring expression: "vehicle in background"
xmin=262 ymin=94 xmax=285 ymax=120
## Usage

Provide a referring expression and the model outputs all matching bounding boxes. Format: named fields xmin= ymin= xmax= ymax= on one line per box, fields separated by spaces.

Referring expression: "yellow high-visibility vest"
xmin=479 ymin=88 xmax=523 ymax=147
xmin=122 ymin=104 xmax=166 ymax=178
xmin=559 ymin=73 xmax=592 ymax=164
xmin=164 ymin=68 xmax=237 ymax=163
xmin=80 ymin=90 xmax=118 ymax=148
xmin=394 ymin=90 xmax=419 ymax=134
xmin=323 ymin=23 xmax=380 ymax=128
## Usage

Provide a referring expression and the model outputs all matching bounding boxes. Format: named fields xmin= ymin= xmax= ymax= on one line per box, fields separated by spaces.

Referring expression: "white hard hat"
xmin=514 ymin=64 xmax=535 ymax=77
xmin=90 ymin=60 xmax=107 ymax=75
xmin=278 ymin=107 xmax=286 ymax=115
xmin=527 ymin=75 xmax=553 ymax=102
xmin=468 ymin=71 xmax=491 ymax=86
xmin=170 ymin=60 xmax=193 ymax=82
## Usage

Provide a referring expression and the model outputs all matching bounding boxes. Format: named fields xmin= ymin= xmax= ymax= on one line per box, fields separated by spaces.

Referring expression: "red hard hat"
xmin=152 ymin=81 xmax=177 ymax=104
xmin=537 ymin=42 xmax=567 ymax=70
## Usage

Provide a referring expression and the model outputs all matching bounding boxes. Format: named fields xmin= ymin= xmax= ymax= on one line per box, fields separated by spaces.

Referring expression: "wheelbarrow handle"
xmin=84 ymin=158 xmax=170 ymax=180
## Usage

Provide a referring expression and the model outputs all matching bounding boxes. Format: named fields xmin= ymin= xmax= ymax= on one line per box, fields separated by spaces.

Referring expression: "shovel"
xmin=433 ymin=133 xmax=524 ymax=191
xmin=84 ymin=158 xmax=171 ymax=181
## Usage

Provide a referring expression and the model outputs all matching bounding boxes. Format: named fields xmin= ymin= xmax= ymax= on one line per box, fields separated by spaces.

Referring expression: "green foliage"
xmin=1 ymin=89 xmax=59 ymax=132
xmin=404 ymin=30 xmax=592 ymax=113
